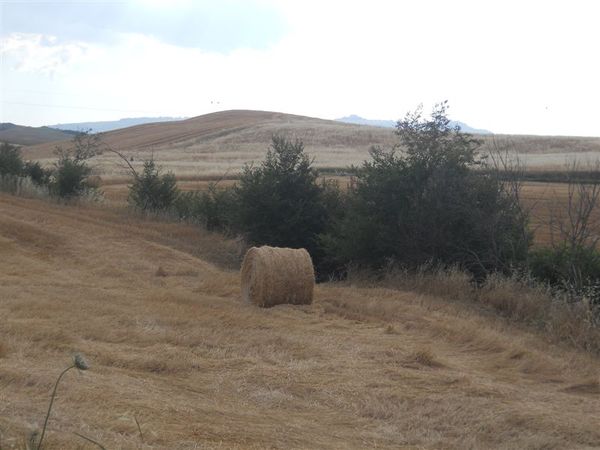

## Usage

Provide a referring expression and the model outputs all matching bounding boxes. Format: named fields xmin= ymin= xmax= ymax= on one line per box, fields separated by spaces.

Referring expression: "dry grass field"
xmin=2 ymin=193 xmax=600 ymax=449
xmin=520 ymin=182 xmax=600 ymax=246
xmin=21 ymin=110 xmax=600 ymax=179
xmin=22 ymin=110 xmax=396 ymax=178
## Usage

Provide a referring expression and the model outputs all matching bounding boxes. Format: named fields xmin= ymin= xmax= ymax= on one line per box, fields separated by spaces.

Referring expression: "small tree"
xmin=324 ymin=102 xmax=530 ymax=278
xmin=0 ymin=142 xmax=24 ymax=177
xmin=234 ymin=136 xmax=330 ymax=262
xmin=128 ymin=159 xmax=179 ymax=211
xmin=51 ymin=131 xmax=103 ymax=198
xmin=0 ymin=142 xmax=26 ymax=193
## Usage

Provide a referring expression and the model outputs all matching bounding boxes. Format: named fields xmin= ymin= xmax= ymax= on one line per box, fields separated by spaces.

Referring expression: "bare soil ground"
xmin=1 ymin=194 xmax=599 ymax=449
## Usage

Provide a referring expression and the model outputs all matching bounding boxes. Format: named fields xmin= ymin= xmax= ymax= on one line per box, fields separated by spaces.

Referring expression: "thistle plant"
xmin=37 ymin=353 xmax=89 ymax=450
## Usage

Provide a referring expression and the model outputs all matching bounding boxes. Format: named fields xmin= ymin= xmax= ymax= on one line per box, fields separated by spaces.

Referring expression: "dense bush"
xmin=50 ymin=132 xmax=103 ymax=199
xmin=0 ymin=142 xmax=51 ymax=194
xmin=0 ymin=142 xmax=24 ymax=177
xmin=233 ymin=136 xmax=333 ymax=268
xmin=175 ymin=183 xmax=237 ymax=231
xmin=529 ymin=245 xmax=600 ymax=302
xmin=23 ymin=161 xmax=51 ymax=186
xmin=129 ymin=159 xmax=179 ymax=211
xmin=51 ymin=155 xmax=94 ymax=198
xmin=322 ymin=102 xmax=531 ymax=278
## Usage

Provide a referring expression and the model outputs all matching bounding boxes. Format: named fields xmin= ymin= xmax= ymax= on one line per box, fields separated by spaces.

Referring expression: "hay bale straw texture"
xmin=241 ymin=246 xmax=315 ymax=307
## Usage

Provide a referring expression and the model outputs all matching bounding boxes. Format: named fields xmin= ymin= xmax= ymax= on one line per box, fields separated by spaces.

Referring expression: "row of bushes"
xmin=125 ymin=104 xmax=600 ymax=300
xmin=0 ymin=142 xmax=51 ymax=188
xmin=149 ymin=104 xmax=599 ymax=305
xmin=187 ymin=106 xmax=528 ymax=279
xmin=0 ymin=133 xmax=102 ymax=199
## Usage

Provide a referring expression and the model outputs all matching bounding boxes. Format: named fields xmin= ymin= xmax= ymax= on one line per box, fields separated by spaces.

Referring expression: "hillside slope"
xmin=0 ymin=123 xmax=75 ymax=146
xmin=49 ymin=116 xmax=187 ymax=133
xmin=23 ymin=110 xmax=395 ymax=177
xmin=22 ymin=110 xmax=600 ymax=177
xmin=1 ymin=194 xmax=599 ymax=449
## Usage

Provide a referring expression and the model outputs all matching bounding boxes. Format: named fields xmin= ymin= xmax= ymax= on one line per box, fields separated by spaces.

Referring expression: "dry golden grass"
xmin=367 ymin=266 xmax=600 ymax=353
xmin=521 ymin=182 xmax=600 ymax=245
xmin=21 ymin=110 xmax=600 ymax=181
xmin=23 ymin=110 xmax=395 ymax=178
xmin=1 ymin=193 xmax=600 ymax=449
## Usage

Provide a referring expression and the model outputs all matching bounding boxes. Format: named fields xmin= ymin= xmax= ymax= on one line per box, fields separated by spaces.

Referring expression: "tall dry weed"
xmin=546 ymin=298 xmax=600 ymax=354
xmin=352 ymin=264 xmax=600 ymax=355
xmin=0 ymin=175 xmax=49 ymax=199
xmin=347 ymin=264 xmax=473 ymax=301
xmin=477 ymin=273 xmax=551 ymax=324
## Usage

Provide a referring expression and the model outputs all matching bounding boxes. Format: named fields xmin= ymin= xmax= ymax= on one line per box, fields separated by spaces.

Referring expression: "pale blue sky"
xmin=1 ymin=0 xmax=600 ymax=136
xmin=1 ymin=1 xmax=285 ymax=51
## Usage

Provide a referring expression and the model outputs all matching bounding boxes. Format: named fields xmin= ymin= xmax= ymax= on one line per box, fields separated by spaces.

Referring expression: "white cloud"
xmin=1 ymin=33 xmax=92 ymax=75
xmin=2 ymin=0 xmax=600 ymax=135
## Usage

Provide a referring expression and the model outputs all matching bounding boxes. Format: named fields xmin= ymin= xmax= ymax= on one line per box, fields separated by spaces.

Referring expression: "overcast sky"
xmin=1 ymin=0 xmax=599 ymax=135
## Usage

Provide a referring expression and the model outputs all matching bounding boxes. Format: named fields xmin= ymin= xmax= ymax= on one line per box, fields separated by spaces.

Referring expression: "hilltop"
xmin=22 ymin=110 xmax=600 ymax=178
xmin=24 ymin=110 xmax=398 ymax=177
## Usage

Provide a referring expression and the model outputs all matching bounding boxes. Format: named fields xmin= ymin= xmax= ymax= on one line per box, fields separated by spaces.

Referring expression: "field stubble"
xmin=1 ymin=194 xmax=600 ymax=449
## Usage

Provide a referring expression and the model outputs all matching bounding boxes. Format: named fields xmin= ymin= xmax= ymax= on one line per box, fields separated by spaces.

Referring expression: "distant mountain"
xmin=336 ymin=114 xmax=493 ymax=135
xmin=0 ymin=123 xmax=76 ymax=146
xmin=49 ymin=117 xmax=188 ymax=133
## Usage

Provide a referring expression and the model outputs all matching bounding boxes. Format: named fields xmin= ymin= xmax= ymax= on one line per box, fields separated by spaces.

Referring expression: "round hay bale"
xmin=241 ymin=246 xmax=315 ymax=307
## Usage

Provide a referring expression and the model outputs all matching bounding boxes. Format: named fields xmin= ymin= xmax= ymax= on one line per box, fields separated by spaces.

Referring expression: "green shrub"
xmin=129 ymin=159 xmax=179 ymax=211
xmin=24 ymin=161 xmax=51 ymax=186
xmin=322 ymin=102 xmax=530 ymax=278
xmin=0 ymin=142 xmax=24 ymax=177
xmin=175 ymin=183 xmax=237 ymax=231
xmin=0 ymin=142 xmax=52 ymax=194
xmin=51 ymin=155 xmax=94 ymax=198
xmin=529 ymin=245 xmax=600 ymax=303
xmin=233 ymin=136 xmax=334 ymax=274
xmin=50 ymin=132 xmax=103 ymax=199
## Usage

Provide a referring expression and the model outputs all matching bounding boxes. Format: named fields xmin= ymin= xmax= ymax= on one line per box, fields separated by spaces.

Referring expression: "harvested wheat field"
xmin=21 ymin=110 xmax=600 ymax=180
xmin=521 ymin=182 xmax=600 ymax=245
xmin=1 ymin=193 xmax=600 ymax=449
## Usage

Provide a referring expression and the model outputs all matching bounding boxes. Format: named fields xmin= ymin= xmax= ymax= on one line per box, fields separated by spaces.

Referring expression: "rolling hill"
xmin=0 ymin=123 xmax=76 ymax=146
xmin=23 ymin=110 xmax=399 ymax=177
xmin=22 ymin=110 xmax=600 ymax=178
xmin=49 ymin=116 xmax=188 ymax=133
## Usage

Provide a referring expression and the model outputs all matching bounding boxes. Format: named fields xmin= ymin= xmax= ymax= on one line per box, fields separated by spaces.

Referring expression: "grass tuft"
xmin=155 ymin=266 xmax=168 ymax=277
xmin=406 ymin=348 xmax=444 ymax=368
